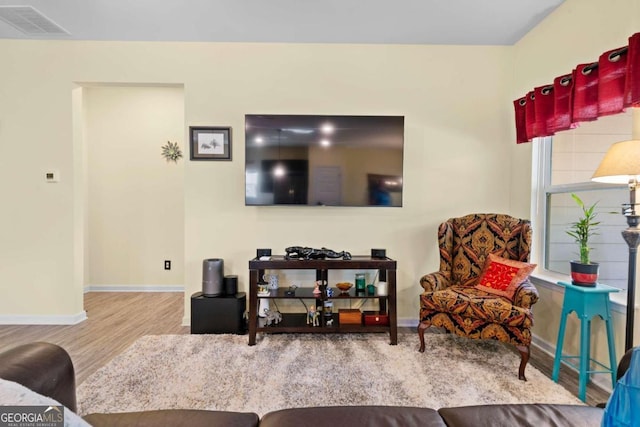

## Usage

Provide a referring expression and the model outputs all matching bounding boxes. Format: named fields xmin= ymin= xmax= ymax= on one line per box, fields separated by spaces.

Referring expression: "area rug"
xmin=77 ymin=333 xmax=582 ymax=416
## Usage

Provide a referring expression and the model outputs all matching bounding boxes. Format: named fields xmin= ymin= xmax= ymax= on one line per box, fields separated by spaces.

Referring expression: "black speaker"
xmin=202 ymin=258 xmax=224 ymax=297
xmin=224 ymin=275 xmax=238 ymax=296
xmin=191 ymin=292 xmax=246 ymax=334
xmin=371 ymin=248 xmax=386 ymax=259
xmin=256 ymin=248 xmax=272 ymax=258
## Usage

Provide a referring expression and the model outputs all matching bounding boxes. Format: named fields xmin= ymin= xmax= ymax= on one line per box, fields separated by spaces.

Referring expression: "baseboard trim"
xmin=84 ymin=285 xmax=184 ymax=293
xmin=398 ymin=318 xmax=418 ymax=328
xmin=0 ymin=311 xmax=87 ymax=325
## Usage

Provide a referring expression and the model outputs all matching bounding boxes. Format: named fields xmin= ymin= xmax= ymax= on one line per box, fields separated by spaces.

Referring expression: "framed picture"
xmin=189 ymin=126 xmax=232 ymax=160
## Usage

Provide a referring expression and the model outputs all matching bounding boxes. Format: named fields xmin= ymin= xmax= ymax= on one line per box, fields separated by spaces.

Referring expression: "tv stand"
xmin=248 ymin=256 xmax=397 ymax=345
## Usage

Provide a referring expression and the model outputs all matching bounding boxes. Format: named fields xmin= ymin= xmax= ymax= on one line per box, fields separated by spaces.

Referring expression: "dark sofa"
xmin=0 ymin=342 xmax=605 ymax=427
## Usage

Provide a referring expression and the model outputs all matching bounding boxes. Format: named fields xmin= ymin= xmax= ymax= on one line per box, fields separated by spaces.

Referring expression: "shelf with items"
xmin=255 ymin=312 xmax=391 ymax=334
xmin=248 ymin=255 xmax=397 ymax=345
xmin=256 ymin=286 xmax=388 ymax=300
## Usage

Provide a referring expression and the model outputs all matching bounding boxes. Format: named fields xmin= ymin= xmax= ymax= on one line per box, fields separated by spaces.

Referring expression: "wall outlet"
xmin=45 ymin=170 xmax=60 ymax=183
xmin=164 ymin=260 xmax=171 ymax=270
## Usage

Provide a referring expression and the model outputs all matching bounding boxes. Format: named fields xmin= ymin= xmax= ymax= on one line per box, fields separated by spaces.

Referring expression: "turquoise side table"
xmin=552 ymin=281 xmax=619 ymax=402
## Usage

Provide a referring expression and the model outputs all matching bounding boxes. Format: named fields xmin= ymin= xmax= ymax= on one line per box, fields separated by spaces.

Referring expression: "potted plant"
xmin=566 ymin=193 xmax=600 ymax=287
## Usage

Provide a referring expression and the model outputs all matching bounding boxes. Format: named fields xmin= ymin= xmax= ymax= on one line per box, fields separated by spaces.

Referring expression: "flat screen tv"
xmin=245 ymin=114 xmax=404 ymax=207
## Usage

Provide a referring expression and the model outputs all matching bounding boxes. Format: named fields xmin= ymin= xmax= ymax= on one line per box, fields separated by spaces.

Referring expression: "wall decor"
xmin=161 ymin=141 xmax=183 ymax=163
xmin=189 ymin=126 xmax=232 ymax=161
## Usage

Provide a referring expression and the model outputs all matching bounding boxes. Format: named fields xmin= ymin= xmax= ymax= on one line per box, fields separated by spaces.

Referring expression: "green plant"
xmin=565 ymin=193 xmax=600 ymax=264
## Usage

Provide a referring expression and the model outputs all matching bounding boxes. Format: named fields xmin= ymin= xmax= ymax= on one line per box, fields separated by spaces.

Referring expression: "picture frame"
xmin=189 ymin=126 xmax=232 ymax=161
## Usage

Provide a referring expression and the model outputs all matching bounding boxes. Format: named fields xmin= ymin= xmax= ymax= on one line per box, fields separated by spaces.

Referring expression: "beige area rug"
xmin=77 ymin=332 xmax=582 ymax=416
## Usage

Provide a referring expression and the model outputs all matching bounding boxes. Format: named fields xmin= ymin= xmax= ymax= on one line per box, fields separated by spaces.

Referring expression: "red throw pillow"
xmin=475 ymin=253 xmax=537 ymax=301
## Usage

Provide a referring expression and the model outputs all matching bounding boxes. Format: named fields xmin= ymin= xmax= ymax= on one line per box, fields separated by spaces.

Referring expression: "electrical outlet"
xmin=164 ymin=260 xmax=171 ymax=270
xmin=45 ymin=170 xmax=60 ymax=183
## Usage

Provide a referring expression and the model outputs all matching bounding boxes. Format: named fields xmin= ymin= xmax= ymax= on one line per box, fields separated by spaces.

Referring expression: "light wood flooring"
xmin=0 ymin=292 xmax=189 ymax=384
xmin=0 ymin=292 xmax=610 ymax=406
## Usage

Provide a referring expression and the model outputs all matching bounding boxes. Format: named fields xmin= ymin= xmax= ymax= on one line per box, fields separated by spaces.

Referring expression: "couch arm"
xmin=0 ymin=342 xmax=77 ymax=412
xmin=512 ymin=280 xmax=539 ymax=310
xmin=420 ymin=271 xmax=451 ymax=292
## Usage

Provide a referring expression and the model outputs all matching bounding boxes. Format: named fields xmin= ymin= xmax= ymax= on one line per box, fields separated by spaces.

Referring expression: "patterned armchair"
xmin=418 ymin=213 xmax=539 ymax=380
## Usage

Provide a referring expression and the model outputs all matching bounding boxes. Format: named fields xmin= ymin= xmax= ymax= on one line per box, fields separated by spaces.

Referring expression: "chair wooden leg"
xmin=418 ymin=322 xmax=428 ymax=353
xmin=517 ymin=345 xmax=529 ymax=381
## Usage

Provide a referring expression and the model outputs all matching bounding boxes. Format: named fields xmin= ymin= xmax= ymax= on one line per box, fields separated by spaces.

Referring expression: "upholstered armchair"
xmin=418 ymin=213 xmax=539 ymax=380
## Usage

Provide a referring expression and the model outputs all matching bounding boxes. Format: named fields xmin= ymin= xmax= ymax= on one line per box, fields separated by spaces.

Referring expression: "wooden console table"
xmin=248 ymin=256 xmax=397 ymax=345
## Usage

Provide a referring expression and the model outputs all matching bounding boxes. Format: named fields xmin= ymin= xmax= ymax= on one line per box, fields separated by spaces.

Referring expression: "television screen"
xmin=245 ymin=114 xmax=404 ymax=207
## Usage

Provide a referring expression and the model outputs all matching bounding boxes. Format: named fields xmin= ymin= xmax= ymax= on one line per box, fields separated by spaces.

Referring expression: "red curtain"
xmin=514 ymin=32 xmax=640 ymax=144
xmin=625 ymin=32 xmax=640 ymax=107
xmin=514 ymin=97 xmax=528 ymax=144
xmin=572 ymin=63 xmax=599 ymax=122
xmin=598 ymin=47 xmax=628 ymax=116
xmin=534 ymin=85 xmax=555 ymax=137
xmin=550 ymin=74 xmax=574 ymax=133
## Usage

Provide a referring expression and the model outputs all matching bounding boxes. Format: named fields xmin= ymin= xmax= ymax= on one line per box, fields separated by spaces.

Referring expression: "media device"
xmin=371 ymin=248 xmax=386 ymax=259
xmin=202 ymin=258 xmax=224 ymax=297
xmin=245 ymin=114 xmax=404 ymax=207
xmin=224 ymin=275 xmax=238 ymax=296
xmin=256 ymin=248 xmax=272 ymax=258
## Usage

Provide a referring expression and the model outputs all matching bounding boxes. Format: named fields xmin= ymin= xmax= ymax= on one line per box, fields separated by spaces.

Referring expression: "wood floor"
xmin=0 ymin=292 xmax=189 ymax=384
xmin=0 ymin=292 xmax=610 ymax=406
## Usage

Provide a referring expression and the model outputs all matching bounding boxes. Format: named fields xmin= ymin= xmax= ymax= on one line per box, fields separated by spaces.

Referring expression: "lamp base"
xmin=622 ymin=216 xmax=640 ymax=352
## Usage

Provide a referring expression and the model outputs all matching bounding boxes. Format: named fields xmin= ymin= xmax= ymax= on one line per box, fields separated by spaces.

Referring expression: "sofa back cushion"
xmin=260 ymin=406 xmax=447 ymax=427
xmin=83 ymin=409 xmax=260 ymax=427
xmin=438 ymin=404 xmax=602 ymax=427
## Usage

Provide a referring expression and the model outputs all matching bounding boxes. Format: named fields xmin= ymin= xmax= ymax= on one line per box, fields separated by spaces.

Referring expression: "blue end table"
xmin=552 ymin=281 xmax=619 ymax=402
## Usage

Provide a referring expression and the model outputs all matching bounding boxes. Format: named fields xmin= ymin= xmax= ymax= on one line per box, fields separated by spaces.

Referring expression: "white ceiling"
xmin=0 ymin=0 xmax=564 ymax=45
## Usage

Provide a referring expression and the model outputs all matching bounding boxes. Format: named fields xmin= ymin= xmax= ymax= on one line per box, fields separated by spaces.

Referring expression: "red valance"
xmin=514 ymin=32 xmax=640 ymax=144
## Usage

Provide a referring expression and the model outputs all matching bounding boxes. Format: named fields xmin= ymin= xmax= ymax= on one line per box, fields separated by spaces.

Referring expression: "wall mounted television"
xmin=245 ymin=114 xmax=404 ymax=207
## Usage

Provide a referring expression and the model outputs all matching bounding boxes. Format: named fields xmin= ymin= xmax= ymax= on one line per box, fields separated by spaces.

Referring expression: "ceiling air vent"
xmin=0 ymin=6 xmax=70 ymax=36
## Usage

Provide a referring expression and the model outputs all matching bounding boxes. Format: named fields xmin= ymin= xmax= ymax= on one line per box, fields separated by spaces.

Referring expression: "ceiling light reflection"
xmin=321 ymin=123 xmax=334 ymax=134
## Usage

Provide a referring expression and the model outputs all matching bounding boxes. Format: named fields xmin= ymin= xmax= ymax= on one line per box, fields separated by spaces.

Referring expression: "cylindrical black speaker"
xmin=202 ymin=258 xmax=224 ymax=297
xmin=224 ymin=275 xmax=238 ymax=296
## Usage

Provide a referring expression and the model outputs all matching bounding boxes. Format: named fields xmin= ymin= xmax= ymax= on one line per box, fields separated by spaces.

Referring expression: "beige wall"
xmin=84 ymin=86 xmax=185 ymax=289
xmin=4 ymin=0 xmax=636 ymax=338
xmin=510 ymin=0 xmax=640 ymax=383
xmin=0 ymin=40 xmax=513 ymax=323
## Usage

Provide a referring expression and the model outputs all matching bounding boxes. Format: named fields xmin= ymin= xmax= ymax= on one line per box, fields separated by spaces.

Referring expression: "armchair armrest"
xmin=420 ymin=271 xmax=451 ymax=292
xmin=512 ymin=279 xmax=539 ymax=309
xmin=0 ymin=342 xmax=77 ymax=412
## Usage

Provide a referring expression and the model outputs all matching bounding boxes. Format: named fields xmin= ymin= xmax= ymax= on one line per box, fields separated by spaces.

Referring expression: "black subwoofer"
xmin=190 ymin=292 xmax=246 ymax=334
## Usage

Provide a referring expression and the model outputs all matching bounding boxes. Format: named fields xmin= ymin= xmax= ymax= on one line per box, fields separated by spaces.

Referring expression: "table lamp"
xmin=592 ymin=139 xmax=640 ymax=351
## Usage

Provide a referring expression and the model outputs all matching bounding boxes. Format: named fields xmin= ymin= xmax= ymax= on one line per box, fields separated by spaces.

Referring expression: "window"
xmin=533 ymin=110 xmax=632 ymax=290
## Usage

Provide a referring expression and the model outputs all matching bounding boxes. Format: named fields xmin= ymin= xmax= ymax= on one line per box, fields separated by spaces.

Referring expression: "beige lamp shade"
xmin=592 ymin=140 xmax=640 ymax=184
